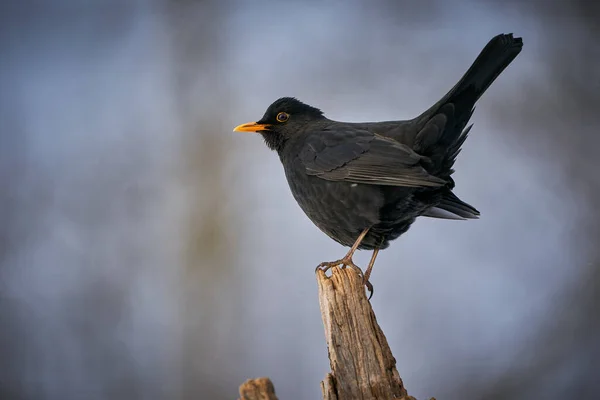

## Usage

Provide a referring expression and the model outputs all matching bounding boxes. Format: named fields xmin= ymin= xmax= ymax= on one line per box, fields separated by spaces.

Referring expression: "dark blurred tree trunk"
xmin=164 ymin=0 xmax=240 ymax=398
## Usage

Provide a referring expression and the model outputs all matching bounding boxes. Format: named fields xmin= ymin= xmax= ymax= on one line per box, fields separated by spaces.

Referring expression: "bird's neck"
xmin=261 ymin=131 xmax=287 ymax=153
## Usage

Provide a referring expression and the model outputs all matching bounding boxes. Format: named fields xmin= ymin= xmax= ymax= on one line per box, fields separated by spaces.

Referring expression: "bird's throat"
xmin=261 ymin=131 xmax=287 ymax=152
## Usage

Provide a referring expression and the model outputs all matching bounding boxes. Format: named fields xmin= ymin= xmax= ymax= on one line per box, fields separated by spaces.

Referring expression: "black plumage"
xmin=234 ymin=33 xmax=523 ymax=295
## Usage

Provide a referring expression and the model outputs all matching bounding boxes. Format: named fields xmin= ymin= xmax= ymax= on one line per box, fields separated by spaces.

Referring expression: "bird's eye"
xmin=276 ymin=112 xmax=289 ymax=122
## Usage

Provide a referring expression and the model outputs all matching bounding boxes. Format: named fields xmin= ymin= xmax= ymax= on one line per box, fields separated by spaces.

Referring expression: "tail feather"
xmin=444 ymin=33 xmax=523 ymax=106
xmin=440 ymin=34 xmax=522 ymax=145
xmin=423 ymin=190 xmax=480 ymax=220
xmin=443 ymin=123 xmax=473 ymax=177
xmin=417 ymin=35 xmax=521 ymax=223
xmin=416 ymin=33 xmax=522 ymax=177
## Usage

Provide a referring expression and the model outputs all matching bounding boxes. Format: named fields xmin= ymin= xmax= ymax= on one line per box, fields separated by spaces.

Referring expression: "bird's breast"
xmin=282 ymin=157 xmax=384 ymax=247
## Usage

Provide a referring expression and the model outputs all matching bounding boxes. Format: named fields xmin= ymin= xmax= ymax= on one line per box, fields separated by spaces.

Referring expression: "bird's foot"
xmin=316 ymin=255 xmax=364 ymax=277
xmin=362 ymin=276 xmax=374 ymax=300
xmin=316 ymin=258 xmax=374 ymax=299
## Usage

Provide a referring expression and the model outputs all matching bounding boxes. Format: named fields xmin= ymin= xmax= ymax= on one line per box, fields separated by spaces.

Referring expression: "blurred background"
xmin=1 ymin=0 xmax=598 ymax=399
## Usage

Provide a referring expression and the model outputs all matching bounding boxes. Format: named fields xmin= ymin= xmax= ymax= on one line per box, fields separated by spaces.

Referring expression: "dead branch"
xmin=316 ymin=266 xmax=417 ymax=400
xmin=239 ymin=266 xmax=433 ymax=400
xmin=239 ymin=377 xmax=278 ymax=400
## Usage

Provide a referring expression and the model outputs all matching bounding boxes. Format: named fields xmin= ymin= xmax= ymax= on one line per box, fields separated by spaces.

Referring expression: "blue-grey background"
xmin=1 ymin=1 xmax=598 ymax=399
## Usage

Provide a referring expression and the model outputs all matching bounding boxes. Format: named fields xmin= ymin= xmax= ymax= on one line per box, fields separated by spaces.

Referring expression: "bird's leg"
xmin=362 ymin=248 xmax=380 ymax=300
xmin=316 ymin=228 xmax=370 ymax=275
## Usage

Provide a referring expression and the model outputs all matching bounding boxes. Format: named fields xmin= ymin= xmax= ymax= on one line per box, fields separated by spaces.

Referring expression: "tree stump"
xmin=239 ymin=266 xmax=433 ymax=400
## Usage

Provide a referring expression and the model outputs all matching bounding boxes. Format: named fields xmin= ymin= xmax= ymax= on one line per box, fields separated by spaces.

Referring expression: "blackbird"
xmin=234 ymin=33 xmax=523 ymax=297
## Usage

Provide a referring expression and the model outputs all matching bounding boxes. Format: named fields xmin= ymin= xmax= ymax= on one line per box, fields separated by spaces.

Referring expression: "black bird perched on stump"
xmin=234 ymin=33 xmax=523 ymax=297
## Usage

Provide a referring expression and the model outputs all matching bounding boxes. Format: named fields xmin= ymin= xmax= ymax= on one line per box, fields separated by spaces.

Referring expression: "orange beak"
xmin=233 ymin=121 xmax=270 ymax=133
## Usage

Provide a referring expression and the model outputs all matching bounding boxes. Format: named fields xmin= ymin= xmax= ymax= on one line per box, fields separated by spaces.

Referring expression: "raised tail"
xmin=442 ymin=33 xmax=523 ymax=105
xmin=415 ymin=33 xmax=523 ymax=175
xmin=416 ymin=34 xmax=522 ymax=218
xmin=416 ymin=33 xmax=523 ymax=127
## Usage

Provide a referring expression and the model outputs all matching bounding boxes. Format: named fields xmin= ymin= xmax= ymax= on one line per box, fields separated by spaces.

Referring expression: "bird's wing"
xmin=299 ymin=129 xmax=446 ymax=187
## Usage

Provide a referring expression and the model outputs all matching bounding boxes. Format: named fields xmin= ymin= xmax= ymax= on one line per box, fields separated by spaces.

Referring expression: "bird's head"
xmin=233 ymin=97 xmax=325 ymax=152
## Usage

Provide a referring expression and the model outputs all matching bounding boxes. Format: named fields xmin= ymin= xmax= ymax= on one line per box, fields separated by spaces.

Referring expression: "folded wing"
xmin=299 ymin=129 xmax=446 ymax=188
